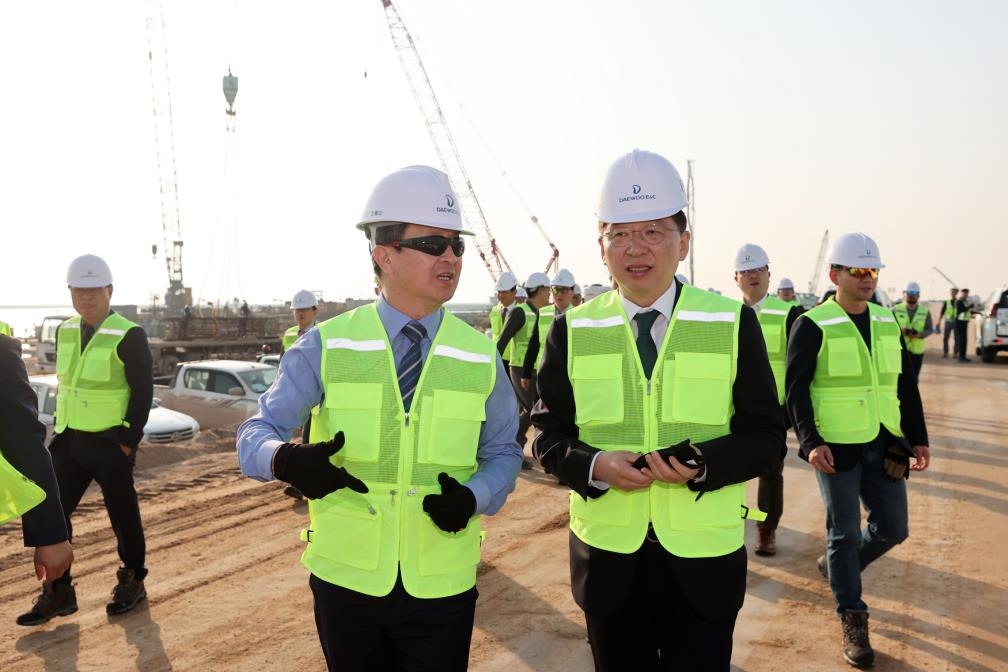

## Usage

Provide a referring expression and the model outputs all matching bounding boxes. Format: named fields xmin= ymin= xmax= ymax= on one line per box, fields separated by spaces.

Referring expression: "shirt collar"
xmin=375 ymin=295 xmax=442 ymax=341
xmin=618 ymin=280 xmax=678 ymax=322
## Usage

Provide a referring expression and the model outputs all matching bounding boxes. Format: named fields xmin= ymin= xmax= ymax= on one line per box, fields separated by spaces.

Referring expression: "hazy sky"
xmin=2 ymin=1 xmax=1005 ymax=309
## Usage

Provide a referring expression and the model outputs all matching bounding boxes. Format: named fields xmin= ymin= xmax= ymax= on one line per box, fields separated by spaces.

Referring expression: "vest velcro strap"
xmin=740 ymin=504 xmax=767 ymax=522
xmin=300 ymin=528 xmax=312 ymax=543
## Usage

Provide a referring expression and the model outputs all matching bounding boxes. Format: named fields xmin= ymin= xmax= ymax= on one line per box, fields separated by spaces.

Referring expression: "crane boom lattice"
xmin=807 ymin=229 xmax=829 ymax=295
xmin=379 ymin=0 xmax=511 ymax=282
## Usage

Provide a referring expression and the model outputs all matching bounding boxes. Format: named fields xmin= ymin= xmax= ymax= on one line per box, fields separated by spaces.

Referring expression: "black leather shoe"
xmin=106 ymin=568 xmax=147 ymax=615
xmin=17 ymin=582 xmax=78 ymax=626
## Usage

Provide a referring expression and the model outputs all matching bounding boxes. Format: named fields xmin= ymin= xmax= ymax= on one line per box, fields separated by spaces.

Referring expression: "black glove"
xmin=631 ymin=439 xmax=703 ymax=471
xmin=272 ymin=431 xmax=369 ymax=499
xmin=422 ymin=472 xmax=476 ymax=533
xmin=883 ymin=441 xmax=913 ymax=481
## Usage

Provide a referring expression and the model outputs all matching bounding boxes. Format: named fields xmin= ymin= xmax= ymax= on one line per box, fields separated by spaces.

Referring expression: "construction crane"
xmin=932 ymin=266 xmax=958 ymax=287
xmin=146 ymin=0 xmax=189 ymax=312
xmin=807 ymin=229 xmax=830 ymax=296
xmin=378 ymin=0 xmax=512 ymax=282
xmin=223 ymin=68 xmax=238 ymax=132
xmin=685 ymin=160 xmax=695 ymax=285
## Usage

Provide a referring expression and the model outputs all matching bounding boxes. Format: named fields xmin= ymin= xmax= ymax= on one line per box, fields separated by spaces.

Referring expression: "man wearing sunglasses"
xmin=785 ymin=232 xmax=930 ymax=668
xmin=732 ymin=243 xmax=803 ymax=558
xmin=238 ymin=165 xmax=522 ymax=671
xmin=532 ymin=150 xmax=785 ymax=670
xmin=892 ymin=281 xmax=934 ymax=377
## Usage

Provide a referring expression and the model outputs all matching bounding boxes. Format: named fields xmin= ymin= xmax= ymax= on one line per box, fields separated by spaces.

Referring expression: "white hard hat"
xmin=828 ymin=232 xmax=885 ymax=268
xmin=291 ymin=289 xmax=316 ymax=309
xmin=66 ymin=254 xmax=113 ymax=288
xmin=525 ymin=272 xmax=550 ymax=290
xmin=734 ymin=243 xmax=770 ymax=272
xmin=777 ymin=277 xmax=795 ymax=290
xmin=904 ymin=281 xmax=921 ymax=294
xmin=572 ymin=284 xmax=582 ymax=296
xmin=494 ymin=271 xmax=517 ymax=291
xmin=597 ymin=149 xmax=688 ymax=224
xmin=551 ymin=268 xmax=576 ymax=287
xmin=675 ymin=273 xmax=689 ymax=285
xmin=515 ymin=286 xmax=527 ymax=299
xmin=356 ymin=165 xmax=470 ymax=235
xmin=582 ymin=284 xmax=608 ymax=301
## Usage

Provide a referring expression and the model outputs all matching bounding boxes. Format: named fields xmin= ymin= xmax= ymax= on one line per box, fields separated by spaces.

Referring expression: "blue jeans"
xmin=815 ymin=438 xmax=908 ymax=615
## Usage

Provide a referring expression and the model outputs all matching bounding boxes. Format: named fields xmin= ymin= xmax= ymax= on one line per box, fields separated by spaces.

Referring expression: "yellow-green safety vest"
xmin=0 ymin=320 xmax=12 ymax=337
xmin=55 ymin=313 xmax=135 ymax=434
xmin=282 ymin=325 xmax=300 ymax=352
xmin=891 ymin=303 xmax=928 ymax=356
xmin=0 ymin=451 xmax=46 ymax=525
xmin=754 ymin=295 xmax=792 ymax=404
xmin=805 ymin=300 xmax=904 ymax=444
xmin=943 ymin=299 xmax=956 ymax=321
xmin=507 ymin=303 xmax=538 ymax=367
xmin=566 ymin=286 xmax=763 ymax=559
xmin=956 ymin=300 xmax=971 ymax=322
xmin=534 ymin=305 xmax=556 ymax=369
xmin=489 ymin=303 xmax=514 ymax=363
xmin=304 ymin=303 xmax=496 ymax=598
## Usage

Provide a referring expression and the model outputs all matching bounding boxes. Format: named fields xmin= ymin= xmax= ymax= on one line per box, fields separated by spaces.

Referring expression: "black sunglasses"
xmin=390 ymin=235 xmax=465 ymax=258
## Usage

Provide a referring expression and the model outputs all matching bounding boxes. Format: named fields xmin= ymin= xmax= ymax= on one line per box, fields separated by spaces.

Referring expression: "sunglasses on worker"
xmin=840 ymin=266 xmax=879 ymax=280
xmin=390 ymin=235 xmax=465 ymax=257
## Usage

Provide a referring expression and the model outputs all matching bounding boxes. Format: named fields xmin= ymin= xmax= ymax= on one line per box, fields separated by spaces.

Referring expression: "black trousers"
xmin=955 ymin=321 xmax=969 ymax=359
xmin=310 ymin=573 xmax=477 ymax=672
xmin=757 ymin=455 xmax=784 ymax=530
xmin=583 ymin=541 xmax=739 ymax=672
xmin=942 ymin=320 xmax=956 ymax=355
xmin=909 ymin=353 xmax=924 ymax=378
xmin=50 ymin=430 xmax=146 ymax=585
xmin=508 ymin=366 xmax=537 ymax=446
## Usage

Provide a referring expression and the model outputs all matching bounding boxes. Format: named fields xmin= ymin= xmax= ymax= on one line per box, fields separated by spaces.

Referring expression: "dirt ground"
xmin=2 ymin=329 xmax=1007 ymax=671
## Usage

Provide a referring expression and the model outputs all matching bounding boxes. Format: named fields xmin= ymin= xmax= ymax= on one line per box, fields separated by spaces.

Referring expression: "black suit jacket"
xmin=531 ymin=283 xmax=786 ymax=617
xmin=0 ymin=335 xmax=69 ymax=547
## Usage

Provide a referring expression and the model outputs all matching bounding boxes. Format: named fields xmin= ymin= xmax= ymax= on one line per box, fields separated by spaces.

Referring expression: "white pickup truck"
xmin=154 ymin=360 xmax=277 ymax=430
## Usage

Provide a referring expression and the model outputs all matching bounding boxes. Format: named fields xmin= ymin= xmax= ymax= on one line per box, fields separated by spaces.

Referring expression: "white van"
xmin=976 ymin=286 xmax=1008 ymax=363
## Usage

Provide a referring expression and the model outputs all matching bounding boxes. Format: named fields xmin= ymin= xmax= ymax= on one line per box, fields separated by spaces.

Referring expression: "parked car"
xmin=258 ymin=353 xmax=281 ymax=366
xmin=976 ymin=286 xmax=1008 ymax=363
xmin=153 ymin=360 xmax=277 ymax=429
xmin=28 ymin=374 xmax=200 ymax=445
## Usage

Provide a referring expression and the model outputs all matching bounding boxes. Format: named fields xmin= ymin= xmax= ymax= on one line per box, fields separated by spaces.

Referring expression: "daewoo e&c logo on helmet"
xmin=632 ymin=184 xmax=642 ymax=195
xmin=619 ymin=183 xmax=655 ymax=204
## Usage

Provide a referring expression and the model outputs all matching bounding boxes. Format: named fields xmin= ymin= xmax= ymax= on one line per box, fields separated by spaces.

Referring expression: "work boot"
xmin=283 ymin=485 xmax=304 ymax=500
xmin=840 ymin=609 xmax=874 ymax=668
xmin=16 ymin=582 xmax=78 ymax=626
xmin=817 ymin=555 xmax=829 ymax=580
xmin=521 ymin=458 xmax=533 ymax=471
xmin=106 ymin=568 xmax=147 ymax=616
xmin=755 ymin=523 xmax=777 ymax=556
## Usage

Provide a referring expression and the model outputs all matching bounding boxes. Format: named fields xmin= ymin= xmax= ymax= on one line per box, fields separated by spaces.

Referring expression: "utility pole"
xmin=686 ymin=160 xmax=695 ymax=285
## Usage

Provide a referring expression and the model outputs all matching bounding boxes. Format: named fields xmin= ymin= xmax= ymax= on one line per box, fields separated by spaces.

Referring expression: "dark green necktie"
xmin=634 ymin=310 xmax=659 ymax=378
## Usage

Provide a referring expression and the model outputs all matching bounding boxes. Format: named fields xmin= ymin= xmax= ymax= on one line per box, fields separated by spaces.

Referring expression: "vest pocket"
xmin=80 ymin=348 xmax=113 ymax=381
xmin=876 ymin=336 xmax=903 ymax=374
xmin=325 ymin=382 xmax=382 ymax=462
xmin=416 ymin=507 xmax=481 ymax=577
xmin=56 ymin=343 xmax=76 ymax=376
xmin=571 ymin=354 xmax=623 ymax=425
xmin=417 ymin=390 xmax=484 ymax=466
xmin=760 ymin=323 xmax=782 ymax=355
xmin=569 ymin=487 xmax=633 ymax=526
xmin=310 ymin=494 xmax=382 ymax=571
xmin=662 ymin=353 xmax=730 ymax=425
xmin=826 ymin=337 xmax=861 ymax=377
xmin=812 ymin=389 xmax=872 ymax=435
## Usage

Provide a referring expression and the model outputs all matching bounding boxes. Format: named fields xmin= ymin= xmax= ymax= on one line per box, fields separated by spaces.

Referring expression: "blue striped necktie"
xmin=398 ymin=320 xmax=427 ymax=411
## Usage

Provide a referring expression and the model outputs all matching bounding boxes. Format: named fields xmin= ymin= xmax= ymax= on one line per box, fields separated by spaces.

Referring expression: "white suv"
xmin=976 ymin=286 xmax=1008 ymax=363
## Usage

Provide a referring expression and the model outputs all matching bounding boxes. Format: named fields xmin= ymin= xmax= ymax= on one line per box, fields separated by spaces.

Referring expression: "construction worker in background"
xmin=892 ymin=281 xmax=934 ymax=378
xmin=282 ymin=290 xmax=319 ymax=354
xmin=733 ymin=243 xmax=802 ymax=558
xmin=954 ymin=288 xmax=973 ymax=362
xmin=18 ymin=255 xmax=154 ymax=626
xmin=237 ymin=165 xmax=522 ymax=671
xmin=938 ymin=287 xmax=958 ymax=358
xmin=489 ymin=271 xmax=518 ymax=367
xmin=522 ymin=268 xmax=577 ymax=380
xmin=777 ymin=277 xmax=800 ymax=306
xmin=496 ymin=272 xmax=551 ymax=468
xmin=3 ymin=333 xmax=74 ymax=625
xmin=532 ymin=149 xmax=785 ymax=670
xmin=239 ymin=300 xmax=251 ymax=336
xmin=572 ymin=283 xmax=584 ymax=307
xmin=786 ymin=232 xmax=929 ymax=668
xmin=550 ymin=268 xmax=577 ymax=316
xmin=0 ymin=319 xmax=12 ymax=336
xmin=515 ymin=285 xmax=527 ymax=304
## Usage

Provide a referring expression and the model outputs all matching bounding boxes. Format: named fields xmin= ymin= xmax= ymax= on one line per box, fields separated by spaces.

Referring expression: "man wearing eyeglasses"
xmin=532 ymin=149 xmax=785 ymax=671
xmin=237 ymin=165 xmax=522 ymax=671
xmin=892 ymin=281 xmax=934 ymax=377
xmin=521 ymin=268 xmax=578 ymax=391
xmin=732 ymin=243 xmax=803 ymax=558
xmin=785 ymin=232 xmax=930 ymax=668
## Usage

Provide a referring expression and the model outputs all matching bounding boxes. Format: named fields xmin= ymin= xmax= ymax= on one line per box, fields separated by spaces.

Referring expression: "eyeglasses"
xmin=551 ymin=287 xmax=572 ymax=295
xmin=842 ymin=267 xmax=879 ymax=280
xmin=389 ymin=235 xmax=465 ymax=257
xmin=602 ymin=226 xmax=676 ymax=248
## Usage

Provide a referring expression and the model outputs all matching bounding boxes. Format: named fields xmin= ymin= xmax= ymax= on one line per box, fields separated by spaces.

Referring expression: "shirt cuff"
xmin=587 ymin=452 xmax=611 ymax=491
xmin=261 ymin=439 xmax=285 ymax=481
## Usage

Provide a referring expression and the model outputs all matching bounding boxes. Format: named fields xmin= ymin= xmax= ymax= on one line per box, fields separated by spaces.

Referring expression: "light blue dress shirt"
xmin=237 ymin=296 xmax=522 ymax=515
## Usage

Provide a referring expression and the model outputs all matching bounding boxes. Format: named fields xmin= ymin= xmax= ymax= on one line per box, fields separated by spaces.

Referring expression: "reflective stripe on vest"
xmin=755 ymin=296 xmax=791 ymax=404
xmin=892 ymin=304 xmax=928 ymax=355
xmin=0 ymin=451 xmax=46 ymax=525
xmin=806 ymin=301 xmax=904 ymax=443
xmin=55 ymin=314 xmax=134 ymax=434
xmin=566 ymin=286 xmax=751 ymax=558
xmin=489 ymin=303 xmax=513 ymax=362
xmin=534 ymin=305 xmax=555 ymax=369
xmin=304 ymin=304 xmax=495 ymax=598
xmin=508 ymin=303 xmax=538 ymax=366
xmin=282 ymin=325 xmax=299 ymax=352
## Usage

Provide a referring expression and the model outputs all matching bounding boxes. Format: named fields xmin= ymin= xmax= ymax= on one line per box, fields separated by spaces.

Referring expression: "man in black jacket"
xmin=532 ymin=149 xmax=785 ymax=671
